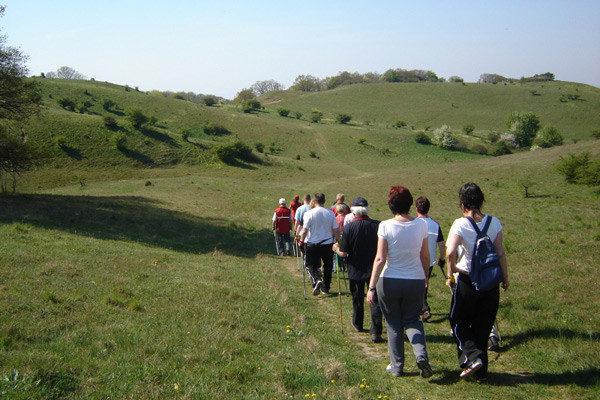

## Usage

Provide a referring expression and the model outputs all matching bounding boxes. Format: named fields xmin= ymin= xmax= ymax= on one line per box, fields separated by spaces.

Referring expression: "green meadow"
xmin=1 ymin=78 xmax=599 ymax=399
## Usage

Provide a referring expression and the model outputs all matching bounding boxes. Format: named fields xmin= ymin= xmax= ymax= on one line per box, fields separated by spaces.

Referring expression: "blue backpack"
xmin=466 ymin=216 xmax=504 ymax=292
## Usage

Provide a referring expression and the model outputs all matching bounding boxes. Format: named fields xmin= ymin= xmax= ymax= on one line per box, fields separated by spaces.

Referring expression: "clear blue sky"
xmin=3 ymin=0 xmax=599 ymax=99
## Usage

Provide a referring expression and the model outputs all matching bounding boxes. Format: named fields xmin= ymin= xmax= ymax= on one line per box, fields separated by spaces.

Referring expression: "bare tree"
xmin=251 ymin=79 xmax=285 ymax=95
xmin=56 ymin=66 xmax=86 ymax=80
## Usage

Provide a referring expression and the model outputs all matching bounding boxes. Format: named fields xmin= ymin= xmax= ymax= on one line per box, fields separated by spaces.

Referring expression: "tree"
xmin=291 ymin=75 xmax=322 ymax=92
xmin=232 ymin=88 xmax=255 ymax=104
xmin=241 ymin=98 xmax=261 ymax=113
xmin=55 ymin=66 xmax=86 ymax=80
xmin=310 ymin=109 xmax=323 ymax=123
xmin=251 ymin=79 xmax=284 ymax=95
xmin=433 ymin=125 xmax=456 ymax=149
xmin=534 ymin=126 xmax=563 ymax=148
xmin=336 ymin=113 xmax=352 ymax=124
xmin=463 ymin=124 xmax=475 ymax=135
xmin=0 ymin=5 xmax=41 ymax=191
xmin=127 ymin=108 xmax=149 ymax=130
xmin=556 ymin=153 xmax=600 ymax=185
xmin=506 ymin=111 xmax=540 ymax=148
xmin=202 ymin=96 xmax=217 ymax=106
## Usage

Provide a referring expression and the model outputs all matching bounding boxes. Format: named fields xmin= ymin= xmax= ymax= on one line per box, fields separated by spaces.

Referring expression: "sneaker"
xmin=386 ymin=364 xmax=403 ymax=377
xmin=488 ymin=335 xmax=499 ymax=352
xmin=417 ymin=358 xmax=433 ymax=379
xmin=320 ymin=290 xmax=330 ymax=296
xmin=312 ymin=280 xmax=322 ymax=296
xmin=460 ymin=358 xmax=483 ymax=379
xmin=421 ymin=310 xmax=432 ymax=322
xmin=371 ymin=335 xmax=385 ymax=343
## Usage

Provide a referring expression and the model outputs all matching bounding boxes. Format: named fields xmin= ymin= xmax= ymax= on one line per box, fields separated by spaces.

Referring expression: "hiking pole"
xmin=273 ymin=230 xmax=280 ymax=256
xmin=336 ymin=253 xmax=344 ymax=334
xmin=302 ymin=246 xmax=307 ymax=300
xmin=295 ymin=240 xmax=300 ymax=271
xmin=336 ymin=253 xmax=348 ymax=293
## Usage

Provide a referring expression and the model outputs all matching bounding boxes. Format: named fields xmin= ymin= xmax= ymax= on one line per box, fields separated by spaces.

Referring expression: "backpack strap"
xmin=465 ymin=215 xmax=492 ymax=236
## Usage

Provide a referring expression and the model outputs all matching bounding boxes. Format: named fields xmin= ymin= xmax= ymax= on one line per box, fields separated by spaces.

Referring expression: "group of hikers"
xmin=272 ymin=183 xmax=509 ymax=382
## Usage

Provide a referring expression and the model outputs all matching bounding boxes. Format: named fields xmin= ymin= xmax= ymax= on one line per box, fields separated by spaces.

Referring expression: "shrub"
xmin=471 ymin=144 xmax=488 ymax=155
xmin=127 ymin=108 xmax=149 ymax=130
xmin=111 ymin=132 xmax=127 ymax=150
xmin=499 ymin=132 xmax=518 ymax=148
xmin=103 ymin=115 xmax=118 ymax=130
xmin=212 ymin=141 xmax=253 ymax=163
xmin=357 ymin=138 xmax=366 ymax=145
xmin=491 ymin=141 xmax=512 ymax=156
xmin=241 ymin=98 xmax=261 ymax=113
xmin=506 ymin=111 xmax=540 ymax=147
xmin=103 ymin=99 xmax=116 ymax=110
xmin=254 ymin=142 xmax=264 ymax=153
xmin=310 ymin=110 xmax=323 ymax=123
xmin=293 ymin=111 xmax=303 ymax=120
xmin=58 ymin=97 xmax=76 ymax=112
xmin=414 ymin=132 xmax=431 ymax=145
xmin=78 ymin=100 xmax=93 ymax=114
xmin=277 ymin=108 xmax=290 ymax=117
xmin=556 ymin=152 xmax=600 ymax=185
xmin=309 ymin=151 xmax=317 ymax=158
xmin=203 ymin=97 xmax=217 ymax=106
xmin=591 ymin=129 xmax=600 ymax=139
xmin=433 ymin=125 xmax=456 ymax=149
xmin=202 ymin=122 xmax=230 ymax=136
xmin=534 ymin=126 xmax=563 ymax=148
xmin=487 ymin=132 xmax=500 ymax=143
xmin=336 ymin=113 xmax=352 ymax=124
xmin=463 ymin=124 xmax=475 ymax=135
xmin=393 ymin=120 xmax=407 ymax=128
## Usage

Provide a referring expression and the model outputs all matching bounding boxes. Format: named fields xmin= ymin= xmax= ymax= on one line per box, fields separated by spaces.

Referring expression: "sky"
xmin=2 ymin=0 xmax=600 ymax=99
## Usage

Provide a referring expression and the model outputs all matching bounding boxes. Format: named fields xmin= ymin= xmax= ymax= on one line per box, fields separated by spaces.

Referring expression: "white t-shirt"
xmin=303 ymin=206 xmax=338 ymax=245
xmin=378 ymin=218 xmax=428 ymax=280
xmin=449 ymin=215 xmax=503 ymax=274
xmin=420 ymin=216 xmax=442 ymax=267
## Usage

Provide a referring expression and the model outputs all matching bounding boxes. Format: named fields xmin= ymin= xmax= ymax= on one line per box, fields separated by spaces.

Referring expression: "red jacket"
xmin=274 ymin=206 xmax=292 ymax=234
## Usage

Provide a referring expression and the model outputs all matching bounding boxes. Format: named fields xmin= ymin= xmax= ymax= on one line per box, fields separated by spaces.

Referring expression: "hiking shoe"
xmin=371 ymin=334 xmax=385 ymax=343
xmin=320 ymin=290 xmax=330 ymax=296
xmin=488 ymin=335 xmax=499 ymax=351
xmin=417 ymin=358 xmax=433 ymax=379
xmin=312 ymin=280 xmax=322 ymax=296
xmin=386 ymin=364 xmax=404 ymax=377
xmin=460 ymin=358 xmax=483 ymax=379
xmin=421 ymin=310 xmax=432 ymax=322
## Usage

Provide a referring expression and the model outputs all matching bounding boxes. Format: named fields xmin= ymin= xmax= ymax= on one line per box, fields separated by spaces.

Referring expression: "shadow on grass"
xmin=141 ymin=127 xmax=179 ymax=147
xmin=0 ymin=194 xmax=271 ymax=257
xmin=430 ymin=367 xmax=600 ymax=388
xmin=120 ymin=147 xmax=155 ymax=165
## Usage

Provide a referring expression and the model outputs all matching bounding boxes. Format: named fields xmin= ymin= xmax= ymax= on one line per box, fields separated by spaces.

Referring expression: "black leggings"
xmin=449 ymin=273 xmax=499 ymax=379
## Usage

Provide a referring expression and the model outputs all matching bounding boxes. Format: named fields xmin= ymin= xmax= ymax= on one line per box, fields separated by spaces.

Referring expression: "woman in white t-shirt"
xmin=367 ymin=185 xmax=433 ymax=379
xmin=446 ymin=182 xmax=509 ymax=382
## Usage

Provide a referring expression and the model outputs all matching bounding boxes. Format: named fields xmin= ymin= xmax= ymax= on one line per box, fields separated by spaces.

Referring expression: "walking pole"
xmin=273 ymin=230 xmax=280 ymax=255
xmin=295 ymin=240 xmax=300 ymax=271
xmin=301 ymin=245 xmax=307 ymax=300
xmin=336 ymin=253 xmax=344 ymax=334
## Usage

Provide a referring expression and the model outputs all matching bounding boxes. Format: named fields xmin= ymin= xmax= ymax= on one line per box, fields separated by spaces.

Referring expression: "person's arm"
xmin=493 ymin=230 xmax=509 ymax=291
xmin=445 ymin=233 xmax=460 ymax=291
xmin=300 ymin=227 xmax=308 ymax=244
xmin=420 ymin=237 xmax=430 ymax=288
xmin=367 ymin=237 xmax=388 ymax=306
xmin=332 ymin=227 xmax=341 ymax=244
xmin=272 ymin=213 xmax=277 ymax=231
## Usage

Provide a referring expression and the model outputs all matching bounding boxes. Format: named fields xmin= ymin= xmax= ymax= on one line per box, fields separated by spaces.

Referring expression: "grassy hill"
xmin=1 ymin=77 xmax=599 ymax=399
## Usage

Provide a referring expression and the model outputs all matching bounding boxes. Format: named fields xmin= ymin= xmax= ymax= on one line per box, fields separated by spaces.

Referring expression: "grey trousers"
xmin=377 ymin=277 xmax=428 ymax=374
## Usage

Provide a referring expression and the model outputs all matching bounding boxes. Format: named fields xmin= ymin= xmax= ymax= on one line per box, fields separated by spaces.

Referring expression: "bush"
xmin=254 ymin=142 xmax=264 ymax=153
xmin=310 ymin=110 xmax=323 ymax=123
xmin=433 ymin=125 xmax=456 ymax=149
xmin=414 ymin=132 xmax=431 ymax=145
xmin=556 ymin=152 xmax=600 ymax=185
xmin=357 ymin=138 xmax=366 ymax=145
xmin=336 ymin=113 xmax=352 ymax=124
xmin=534 ymin=126 xmax=563 ymax=148
xmin=471 ymin=144 xmax=488 ymax=155
xmin=127 ymin=108 xmax=149 ymax=130
xmin=103 ymin=99 xmax=116 ymax=111
xmin=487 ymin=132 xmax=500 ymax=143
xmin=463 ymin=124 xmax=475 ymax=135
xmin=591 ymin=129 xmax=600 ymax=139
xmin=111 ymin=132 xmax=127 ymax=150
xmin=241 ymin=98 xmax=261 ymax=113
xmin=203 ymin=97 xmax=217 ymax=106
xmin=212 ymin=141 xmax=253 ymax=163
xmin=293 ymin=111 xmax=303 ymax=120
xmin=393 ymin=120 xmax=407 ymax=128
xmin=58 ymin=97 xmax=76 ymax=112
xmin=103 ymin=115 xmax=118 ymax=130
xmin=202 ymin=122 xmax=230 ymax=136
xmin=277 ymin=108 xmax=290 ymax=117
xmin=491 ymin=141 xmax=512 ymax=156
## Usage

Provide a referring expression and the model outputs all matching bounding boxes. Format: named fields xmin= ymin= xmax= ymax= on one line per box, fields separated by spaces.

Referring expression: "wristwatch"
xmin=368 ymin=287 xmax=376 ymax=292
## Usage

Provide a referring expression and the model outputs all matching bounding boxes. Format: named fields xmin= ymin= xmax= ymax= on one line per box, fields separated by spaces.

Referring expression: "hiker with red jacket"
xmin=272 ymin=198 xmax=293 ymax=256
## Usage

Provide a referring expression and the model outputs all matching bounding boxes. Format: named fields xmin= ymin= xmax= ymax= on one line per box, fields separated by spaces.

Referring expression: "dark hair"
xmin=415 ymin=196 xmax=430 ymax=214
xmin=388 ymin=185 xmax=413 ymax=215
xmin=302 ymin=193 xmax=311 ymax=203
xmin=458 ymin=182 xmax=485 ymax=211
xmin=314 ymin=192 xmax=325 ymax=205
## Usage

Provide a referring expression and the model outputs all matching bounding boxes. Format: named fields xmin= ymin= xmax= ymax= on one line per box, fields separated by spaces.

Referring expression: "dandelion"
xmin=331 ymin=379 xmax=335 ymax=383
xmin=174 ymin=384 xmax=179 ymax=390
xmin=360 ymin=384 xmax=365 ymax=389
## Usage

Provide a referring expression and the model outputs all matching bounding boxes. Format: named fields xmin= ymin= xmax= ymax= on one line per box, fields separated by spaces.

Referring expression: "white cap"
xmin=279 ymin=198 xmax=286 ymax=205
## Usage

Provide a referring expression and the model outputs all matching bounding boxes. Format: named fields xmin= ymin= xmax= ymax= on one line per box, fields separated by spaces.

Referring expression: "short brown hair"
xmin=415 ymin=196 xmax=430 ymax=215
xmin=388 ymin=186 xmax=413 ymax=215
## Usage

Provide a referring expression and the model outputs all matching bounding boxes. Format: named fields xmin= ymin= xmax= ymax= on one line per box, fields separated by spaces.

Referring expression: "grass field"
xmin=1 ymin=78 xmax=599 ymax=399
